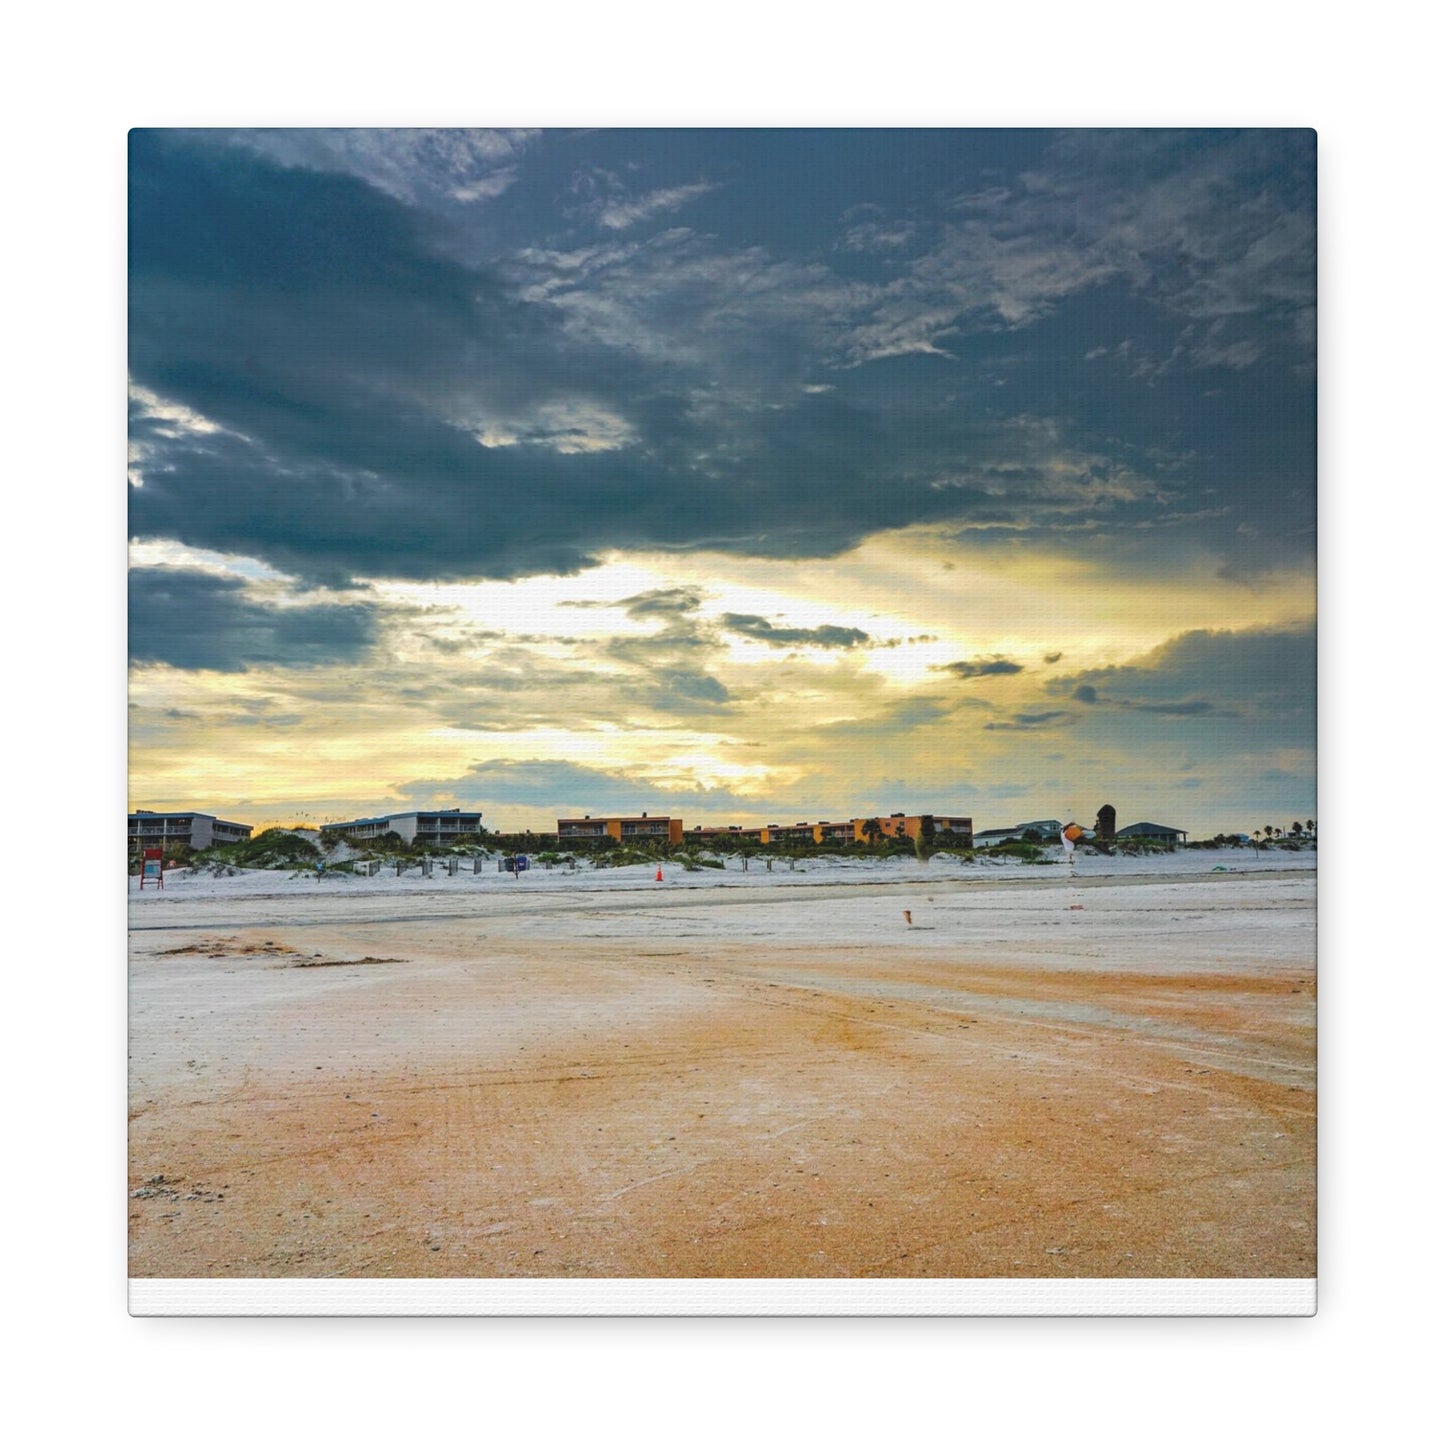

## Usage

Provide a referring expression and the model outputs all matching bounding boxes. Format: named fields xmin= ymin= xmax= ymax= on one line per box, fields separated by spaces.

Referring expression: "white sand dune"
xmin=131 ymin=844 xmax=1314 ymax=906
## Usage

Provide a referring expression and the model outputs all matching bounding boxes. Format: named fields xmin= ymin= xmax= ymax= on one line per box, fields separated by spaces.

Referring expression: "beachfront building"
xmin=684 ymin=813 xmax=974 ymax=847
xmin=861 ymin=812 xmax=913 ymax=842
xmin=566 ymin=810 xmax=972 ymax=848
xmin=686 ymin=825 xmax=767 ymax=845
xmin=321 ymin=808 xmax=484 ymax=847
xmin=851 ymin=813 xmax=972 ymax=845
xmin=735 ymin=815 xmax=975 ymax=846
xmin=1116 ymin=821 xmax=1188 ymax=845
xmin=557 ymin=814 xmax=685 ymax=845
xmin=926 ymin=815 xmax=975 ymax=844
xmin=128 ymin=810 xmax=253 ymax=852
xmin=973 ymin=819 xmax=1065 ymax=848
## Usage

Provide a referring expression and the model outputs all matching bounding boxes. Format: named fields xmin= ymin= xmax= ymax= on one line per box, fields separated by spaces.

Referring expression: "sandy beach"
xmin=128 ymin=849 xmax=1316 ymax=1279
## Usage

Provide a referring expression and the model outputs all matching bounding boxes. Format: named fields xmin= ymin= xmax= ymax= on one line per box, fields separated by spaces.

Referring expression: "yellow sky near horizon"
xmin=128 ymin=525 xmax=1315 ymax=835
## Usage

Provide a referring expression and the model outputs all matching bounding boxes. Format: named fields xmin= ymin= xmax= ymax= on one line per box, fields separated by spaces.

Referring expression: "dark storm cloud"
xmin=722 ymin=614 xmax=870 ymax=649
xmin=1048 ymin=623 xmax=1315 ymax=728
xmin=936 ymin=656 xmax=1025 ymax=679
xmin=603 ymin=625 xmax=718 ymax=668
xmin=1080 ymin=691 xmax=1234 ymax=718
xmin=647 ymin=668 xmax=733 ymax=711
xmin=128 ymin=567 xmax=378 ymax=672
xmin=617 ymin=587 xmax=705 ymax=618
xmin=129 ymin=130 xmax=1315 ymax=585
xmin=128 ymin=134 xmax=674 ymax=582
xmin=559 ymin=588 xmax=708 ymax=627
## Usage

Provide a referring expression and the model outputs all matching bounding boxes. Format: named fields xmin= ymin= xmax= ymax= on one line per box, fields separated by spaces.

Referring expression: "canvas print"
xmin=127 ymin=128 xmax=1316 ymax=1311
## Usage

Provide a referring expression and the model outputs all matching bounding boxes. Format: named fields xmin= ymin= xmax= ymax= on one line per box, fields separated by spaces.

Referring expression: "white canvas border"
xmin=131 ymin=1277 xmax=1315 ymax=1316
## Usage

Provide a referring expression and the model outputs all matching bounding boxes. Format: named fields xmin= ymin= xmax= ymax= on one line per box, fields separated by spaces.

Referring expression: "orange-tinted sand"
xmin=129 ymin=867 xmax=1315 ymax=1278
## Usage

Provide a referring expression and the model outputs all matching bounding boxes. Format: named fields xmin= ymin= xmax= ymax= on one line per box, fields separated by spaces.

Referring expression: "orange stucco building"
xmin=850 ymin=813 xmax=973 ymax=844
xmin=557 ymin=814 xmax=685 ymax=845
xmin=563 ymin=811 xmax=971 ymax=848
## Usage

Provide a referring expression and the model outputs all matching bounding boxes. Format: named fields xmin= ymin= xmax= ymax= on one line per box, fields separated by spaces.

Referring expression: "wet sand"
xmin=128 ymin=865 xmax=1315 ymax=1279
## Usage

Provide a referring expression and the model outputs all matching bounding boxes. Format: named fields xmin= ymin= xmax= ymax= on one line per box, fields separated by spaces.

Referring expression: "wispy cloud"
xmin=217 ymin=127 xmax=539 ymax=208
xmin=594 ymin=180 xmax=717 ymax=230
xmin=983 ymin=710 xmax=1072 ymax=731
xmin=837 ymin=130 xmax=1315 ymax=368
xmin=841 ymin=215 xmax=917 ymax=252
xmin=722 ymin=614 xmax=871 ymax=649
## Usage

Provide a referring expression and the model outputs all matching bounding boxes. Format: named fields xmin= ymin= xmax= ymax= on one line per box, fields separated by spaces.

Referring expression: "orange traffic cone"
xmin=655 ymin=866 xmax=664 ymax=882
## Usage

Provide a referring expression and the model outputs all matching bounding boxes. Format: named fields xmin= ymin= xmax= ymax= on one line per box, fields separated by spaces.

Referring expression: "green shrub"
xmin=199 ymin=827 xmax=321 ymax=871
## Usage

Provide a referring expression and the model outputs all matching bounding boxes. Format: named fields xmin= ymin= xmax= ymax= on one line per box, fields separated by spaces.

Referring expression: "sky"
xmin=128 ymin=128 xmax=1316 ymax=838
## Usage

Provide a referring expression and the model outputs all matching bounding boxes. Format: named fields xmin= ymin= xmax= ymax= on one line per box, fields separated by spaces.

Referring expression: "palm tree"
xmin=1291 ymin=821 xmax=1303 ymax=837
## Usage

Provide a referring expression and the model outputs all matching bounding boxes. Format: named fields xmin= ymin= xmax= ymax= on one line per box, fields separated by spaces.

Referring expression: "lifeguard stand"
xmin=138 ymin=846 xmax=164 ymax=889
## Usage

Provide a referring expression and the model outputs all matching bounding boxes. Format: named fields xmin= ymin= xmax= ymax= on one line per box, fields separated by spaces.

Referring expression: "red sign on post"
xmin=139 ymin=846 xmax=164 ymax=890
